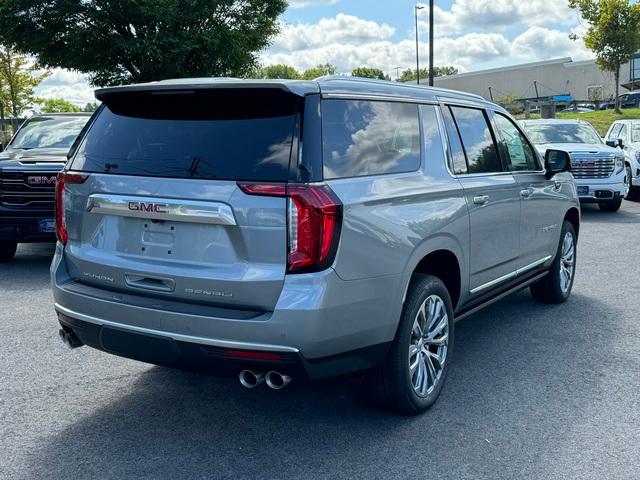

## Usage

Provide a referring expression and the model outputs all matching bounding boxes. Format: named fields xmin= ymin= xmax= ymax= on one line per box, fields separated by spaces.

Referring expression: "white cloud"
xmin=35 ymin=69 xmax=95 ymax=106
xmin=510 ymin=26 xmax=592 ymax=62
xmin=288 ymin=0 xmax=338 ymax=8
xmin=273 ymin=14 xmax=395 ymax=52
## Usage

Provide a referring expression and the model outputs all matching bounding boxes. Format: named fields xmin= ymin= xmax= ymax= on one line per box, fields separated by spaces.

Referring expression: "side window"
xmin=322 ymin=100 xmax=421 ymax=179
xmin=608 ymin=123 xmax=623 ymax=139
xmin=450 ymin=106 xmax=502 ymax=174
xmin=440 ymin=106 xmax=468 ymax=174
xmin=619 ymin=124 xmax=628 ymax=141
xmin=494 ymin=114 xmax=539 ymax=171
xmin=419 ymin=105 xmax=447 ymax=173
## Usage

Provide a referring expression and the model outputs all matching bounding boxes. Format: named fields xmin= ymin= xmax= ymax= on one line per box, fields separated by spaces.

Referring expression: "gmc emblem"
xmin=27 ymin=176 xmax=57 ymax=185
xmin=128 ymin=201 xmax=169 ymax=214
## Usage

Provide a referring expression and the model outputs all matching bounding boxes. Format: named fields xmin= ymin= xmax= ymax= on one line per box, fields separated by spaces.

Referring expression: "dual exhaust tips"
xmin=239 ymin=370 xmax=291 ymax=390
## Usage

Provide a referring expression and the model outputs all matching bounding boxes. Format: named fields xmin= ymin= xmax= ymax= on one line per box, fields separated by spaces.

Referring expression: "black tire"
xmin=365 ymin=274 xmax=454 ymax=415
xmin=624 ymin=164 xmax=637 ymax=201
xmin=0 ymin=241 xmax=17 ymax=262
xmin=598 ymin=198 xmax=622 ymax=212
xmin=530 ymin=220 xmax=576 ymax=304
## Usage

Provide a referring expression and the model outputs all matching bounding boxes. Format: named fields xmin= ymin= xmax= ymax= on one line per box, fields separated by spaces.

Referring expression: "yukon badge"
xmin=128 ymin=201 xmax=169 ymax=213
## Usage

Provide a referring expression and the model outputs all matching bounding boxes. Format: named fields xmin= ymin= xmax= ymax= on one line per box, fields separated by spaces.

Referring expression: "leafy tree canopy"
xmin=302 ymin=64 xmax=337 ymax=80
xmin=398 ymin=66 xmax=459 ymax=82
xmin=569 ymin=0 xmax=640 ymax=112
xmin=351 ymin=67 xmax=390 ymax=80
xmin=248 ymin=64 xmax=302 ymax=79
xmin=37 ymin=97 xmax=81 ymax=113
xmin=83 ymin=102 xmax=99 ymax=112
xmin=0 ymin=0 xmax=287 ymax=86
xmin=0 ymin=46 xmax=49 ymax=117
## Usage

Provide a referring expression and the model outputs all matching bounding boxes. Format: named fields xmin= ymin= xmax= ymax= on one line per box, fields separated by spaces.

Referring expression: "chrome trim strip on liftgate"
xmin=470 ymin=255 xmax=552 ymax=294
xmin=87 ymin=194 xmax=237 ymax=225
xmin=55 ymin=303 xmax=300 ymax=353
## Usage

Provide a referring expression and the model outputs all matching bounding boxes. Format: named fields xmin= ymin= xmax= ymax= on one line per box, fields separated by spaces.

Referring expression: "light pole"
xmin=415 ymin=5 xmax=424 ymax=84
xmin=428 ymin=0 xmax=434 ymax=86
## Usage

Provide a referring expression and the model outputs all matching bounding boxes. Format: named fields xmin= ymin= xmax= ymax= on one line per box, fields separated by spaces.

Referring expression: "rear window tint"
xmin=322 ymin=100 xmax=421 ymax=179
xmin=70 ymin=89 xmax=299 ymax=181
xmin=450 ymin=106 xmax=502 ymax=174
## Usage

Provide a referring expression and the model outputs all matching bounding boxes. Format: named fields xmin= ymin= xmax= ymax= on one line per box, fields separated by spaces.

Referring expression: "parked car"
xmin=617 ymin=91 xmax=640 ymax=109
xmin=605 ymin=119 xmax=640 ymax=200
xmin=559 ymin=106 xmax=594 ymax=113
xmin=52 ymin=78 xmax=579 ymax=414
xmin=521 ymin=119 xmax=627 ymax=212
xmin=0 ymin=113 xmax=91 ymax=261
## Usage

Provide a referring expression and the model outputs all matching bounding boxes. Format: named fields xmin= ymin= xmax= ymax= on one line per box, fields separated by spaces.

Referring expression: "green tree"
xmin=569 ymin=0 xmax=640 ymax=113
xmin=83 ymin=102 xmax=99 ymax=112
xmin=37 ymin=98 xmax=81 ymax=113
xmin=398 ymin=66 xmax=459 ymax=82
xmin=0 ymin=0 xmax=287 ymax=87
xmin=351 ymin=67 xmax=390 ymax=80
xmin=249 ymin=64 xmax=301 ymax=79
xmin=302 ymin=64 xmax=337 ymax=80
xmin=0 ymin=46 xmax=49 ymax=118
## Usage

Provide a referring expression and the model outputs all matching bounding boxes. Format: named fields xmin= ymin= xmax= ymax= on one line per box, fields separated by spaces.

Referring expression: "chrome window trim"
xmin=87 ymin=193 xmax=237 ymax=226
xmin=470 ymin=256 xmax=552 ymax=294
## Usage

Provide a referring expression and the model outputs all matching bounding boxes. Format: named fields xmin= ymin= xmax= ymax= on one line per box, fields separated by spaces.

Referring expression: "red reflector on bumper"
xmin=227 ymin=350 xmax=282 ymax=361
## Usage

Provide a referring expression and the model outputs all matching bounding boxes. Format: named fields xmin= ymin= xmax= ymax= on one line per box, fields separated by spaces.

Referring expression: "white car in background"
xmin=521 ymin=119 xmax=628 ymax=212
xmin=604 ymin=120 xmax=640 ymax=201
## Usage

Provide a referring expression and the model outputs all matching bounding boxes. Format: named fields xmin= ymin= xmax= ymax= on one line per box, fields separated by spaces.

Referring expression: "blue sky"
xmin=36 ymin=0 xmax=592 ymax=104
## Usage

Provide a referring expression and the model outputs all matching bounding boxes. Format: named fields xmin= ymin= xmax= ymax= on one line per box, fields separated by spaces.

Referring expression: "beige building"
xmin=409 ymin=56 xmax=639 ymax=103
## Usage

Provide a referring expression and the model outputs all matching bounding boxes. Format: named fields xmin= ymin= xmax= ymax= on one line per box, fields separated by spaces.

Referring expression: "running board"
xmin=455 ymin=271 xmax=548 ymax=322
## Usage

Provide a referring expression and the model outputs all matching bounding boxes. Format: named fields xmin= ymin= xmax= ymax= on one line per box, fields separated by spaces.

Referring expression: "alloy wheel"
xmin=559 ymin=232 xmax=575 ymax=293
xmin=409 ymin=294 xmax=449 ymax=397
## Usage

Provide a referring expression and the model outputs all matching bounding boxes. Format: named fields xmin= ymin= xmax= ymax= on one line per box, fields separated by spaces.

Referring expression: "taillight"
xmin=239 ymin=183 xmax=342 ymax=274
xmin=55 ymin=172 xmax=88 ymax=245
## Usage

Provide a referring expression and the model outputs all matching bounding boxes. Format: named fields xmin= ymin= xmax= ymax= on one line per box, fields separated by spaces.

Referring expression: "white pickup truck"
xmin=604 ymin=120 xmax=640 ymax=201
xmin=521 ymin=119 xmax=628 ymax=212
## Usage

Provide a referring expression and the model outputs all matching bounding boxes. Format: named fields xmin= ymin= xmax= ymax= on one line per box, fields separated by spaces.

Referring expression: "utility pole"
xmin=394 ymin=66 xmax=401 ymax=81
xmin=428 ymin=0 xmax=434 ymax=86
xmin=415 ymin=5 xmax=424 ymax=84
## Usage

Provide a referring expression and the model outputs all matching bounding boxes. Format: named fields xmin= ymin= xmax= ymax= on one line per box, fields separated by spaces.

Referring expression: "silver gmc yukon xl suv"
xmin=52 ymin=78 xmax=580 ymax=414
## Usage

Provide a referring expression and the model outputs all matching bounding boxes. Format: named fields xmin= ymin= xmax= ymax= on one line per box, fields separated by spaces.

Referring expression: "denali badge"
xmin=185 ymin=288 xmax=233 ymax=298
xmin=27 ymin=175 xmax=57 ymax=185
xmin=82 ymin=271 xmax=115 ymax=283
xmin=128 ymin=201 xmax=169 ymax=213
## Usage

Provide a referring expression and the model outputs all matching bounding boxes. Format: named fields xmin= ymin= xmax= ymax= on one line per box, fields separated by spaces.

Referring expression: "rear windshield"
xmin=70 ymin=89 xmax=299 ymax=181
xmin=10 ymin=116 xmax=89 ymax=150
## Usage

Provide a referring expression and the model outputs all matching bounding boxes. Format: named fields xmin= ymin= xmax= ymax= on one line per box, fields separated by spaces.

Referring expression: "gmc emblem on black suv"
xmin=27 ymin=176 xmax=57 ymax=185
xmin=128 ymin=201 xmax=169 ymax=213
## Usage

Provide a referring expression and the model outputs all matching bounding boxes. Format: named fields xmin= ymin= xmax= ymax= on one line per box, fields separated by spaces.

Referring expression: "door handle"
xmin=472 ymin=195 xmax=490 ymax=205
xmin=554 ymin=180 xmax=562 ymax=190
xmin=520 ymin=188 xmax=532 ymax=198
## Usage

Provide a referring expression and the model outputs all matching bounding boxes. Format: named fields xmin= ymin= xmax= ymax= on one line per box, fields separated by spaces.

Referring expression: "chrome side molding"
xmin=87 ymin=194 xmax=237 ymax=225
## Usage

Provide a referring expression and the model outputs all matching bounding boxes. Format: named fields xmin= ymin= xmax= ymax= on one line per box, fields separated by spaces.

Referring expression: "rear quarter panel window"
xmin=321 ymin=100 xmax=421 ymax=179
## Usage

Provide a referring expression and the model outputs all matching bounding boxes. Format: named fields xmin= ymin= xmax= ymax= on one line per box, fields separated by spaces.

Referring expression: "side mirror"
xmin=544 ymin=149 xmax=572 ymax=179
xmin=605 ymin=139 xmax=618 ymax=148
xmin=617 ymin=138 xmax=624 ymax=149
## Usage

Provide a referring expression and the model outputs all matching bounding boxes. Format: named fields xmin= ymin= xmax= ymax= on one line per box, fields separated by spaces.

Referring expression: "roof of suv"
xmin=94 ymin=76 xmax=492 ymax=106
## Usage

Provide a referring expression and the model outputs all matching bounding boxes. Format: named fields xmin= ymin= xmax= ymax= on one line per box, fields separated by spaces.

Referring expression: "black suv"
xmin=0 ymin=113 xmax=91 ymax=261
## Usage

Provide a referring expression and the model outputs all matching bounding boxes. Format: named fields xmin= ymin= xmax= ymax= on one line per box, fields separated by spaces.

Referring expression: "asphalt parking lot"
xmin=1 ymin=201 xmax=639 ymax=480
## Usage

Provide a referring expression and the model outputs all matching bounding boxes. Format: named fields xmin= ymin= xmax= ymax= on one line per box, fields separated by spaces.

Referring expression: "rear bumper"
xmin=51 ymin=244 xmax=402 ymax=379
xmin=0 ymin=215 xmax=55 ymax=242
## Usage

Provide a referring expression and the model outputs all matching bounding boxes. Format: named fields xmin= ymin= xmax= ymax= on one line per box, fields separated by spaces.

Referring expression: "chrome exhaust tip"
xmin=265 ymin=371 xmax=292 ymax=390
xmin=238 ymin=370 xmax=265 ymax=389
xmin=58 ymin=328 xmax=83 ymax=349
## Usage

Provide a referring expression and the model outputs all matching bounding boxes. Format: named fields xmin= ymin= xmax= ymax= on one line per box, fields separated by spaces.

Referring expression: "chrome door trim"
xmin=87 ymin=194 xmax=237 ymax=225
xmin=55 ymin=303 xmax=299 ymax=353
xmin=469 ymin=255 xmax=552 ymax=294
